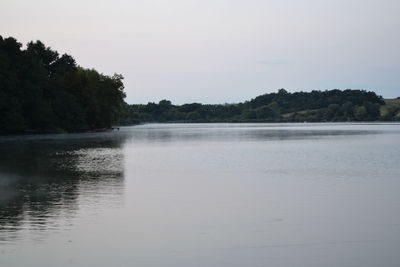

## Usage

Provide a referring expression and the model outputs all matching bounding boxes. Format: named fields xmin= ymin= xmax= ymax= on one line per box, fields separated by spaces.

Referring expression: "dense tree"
xmin=0 ymin=36 xmax=126 ymax=134
xmin=2 ymin=35 xmax=396 ymax=132
xmin=119 ymin=89 xmax=391 ymax=124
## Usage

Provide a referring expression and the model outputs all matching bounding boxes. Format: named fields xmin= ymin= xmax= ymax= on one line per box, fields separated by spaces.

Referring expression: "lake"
xmin=1 ymin=123 xmax=400 ymax=267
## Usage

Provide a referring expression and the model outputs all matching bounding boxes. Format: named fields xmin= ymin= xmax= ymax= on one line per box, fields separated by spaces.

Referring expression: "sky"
xmin=1 ymin=0 xmax=399 ymax=104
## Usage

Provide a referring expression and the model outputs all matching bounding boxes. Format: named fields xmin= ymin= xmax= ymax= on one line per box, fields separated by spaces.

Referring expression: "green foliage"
xmin=119 ymin=89 xmax=389 ymax=124
xmin=0 ymin=36 xmax=126 ymax=134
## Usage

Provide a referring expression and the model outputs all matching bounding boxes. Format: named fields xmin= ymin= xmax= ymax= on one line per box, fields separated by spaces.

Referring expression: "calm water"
xmin=1 ymin=123 xmax=400 ymax=267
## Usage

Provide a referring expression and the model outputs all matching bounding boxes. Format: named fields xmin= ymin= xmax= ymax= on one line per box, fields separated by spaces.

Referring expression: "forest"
xmin=0 ymin=36 xmax=126 ymax=134
xmin=119 ymin=89 xmax=400 ymax=124
xmin=1 ymin=36 xmax=400 ymax=135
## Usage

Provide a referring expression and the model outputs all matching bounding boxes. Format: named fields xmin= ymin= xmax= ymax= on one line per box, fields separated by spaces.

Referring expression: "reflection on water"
xmin=1 ymin=123 xmax=400 ymax=267
xmin=0 ymin=132 xmax=127 ymax=242
xmin=121 ymin=123 xmax=391 ymax=144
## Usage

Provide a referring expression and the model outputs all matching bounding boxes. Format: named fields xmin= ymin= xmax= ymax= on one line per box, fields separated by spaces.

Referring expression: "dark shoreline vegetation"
xmin=1 ymin=36 xmax=400 ymax=134
xmin=0 ymin=36 xmax=125 ymax=134
xmin=119 ymin=91 xmax=400 ymax=125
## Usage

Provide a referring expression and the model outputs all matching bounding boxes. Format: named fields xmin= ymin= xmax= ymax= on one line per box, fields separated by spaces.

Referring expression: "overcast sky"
xmin=1 ymin=0 xmax=399 ymax=104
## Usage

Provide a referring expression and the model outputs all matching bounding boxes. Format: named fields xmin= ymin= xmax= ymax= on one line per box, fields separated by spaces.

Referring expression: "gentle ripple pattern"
xmin=0 ymin=123 xmax=400 ymax=267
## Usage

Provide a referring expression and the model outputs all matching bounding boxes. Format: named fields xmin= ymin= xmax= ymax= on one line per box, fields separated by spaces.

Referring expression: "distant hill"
xmin=381 ymin=99 xmax=400 ymax=120
xmin=119 ymin=89 xmax=398 ymax=124
xmin=384 ymin=98 xmax=400 ymax=106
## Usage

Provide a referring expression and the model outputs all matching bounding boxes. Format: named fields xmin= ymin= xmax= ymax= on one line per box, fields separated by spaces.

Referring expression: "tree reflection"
xmin=0 ymin=133 xmax=127 ymax=241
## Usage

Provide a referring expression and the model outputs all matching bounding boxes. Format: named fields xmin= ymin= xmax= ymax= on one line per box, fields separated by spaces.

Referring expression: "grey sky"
xmin=1 ymin=0 xmax=399 ymax=104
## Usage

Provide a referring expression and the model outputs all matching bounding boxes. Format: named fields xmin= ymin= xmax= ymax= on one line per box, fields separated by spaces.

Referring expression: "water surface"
xmin=1 ymin=123 xmax=400 ymax=267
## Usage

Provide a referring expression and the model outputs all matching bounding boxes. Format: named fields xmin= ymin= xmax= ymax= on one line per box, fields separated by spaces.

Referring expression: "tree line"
xmin=2 ymin=36 xmax=399 ymax=134
xmin=119 ymin=89 xmax=400 ymax=124
xmin=0 ymin=36 xmax=126 ymax=134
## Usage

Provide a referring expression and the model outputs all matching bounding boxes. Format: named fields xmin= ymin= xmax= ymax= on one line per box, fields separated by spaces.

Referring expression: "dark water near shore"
xmin=1 ymin=123 xmax=400 ymax=267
